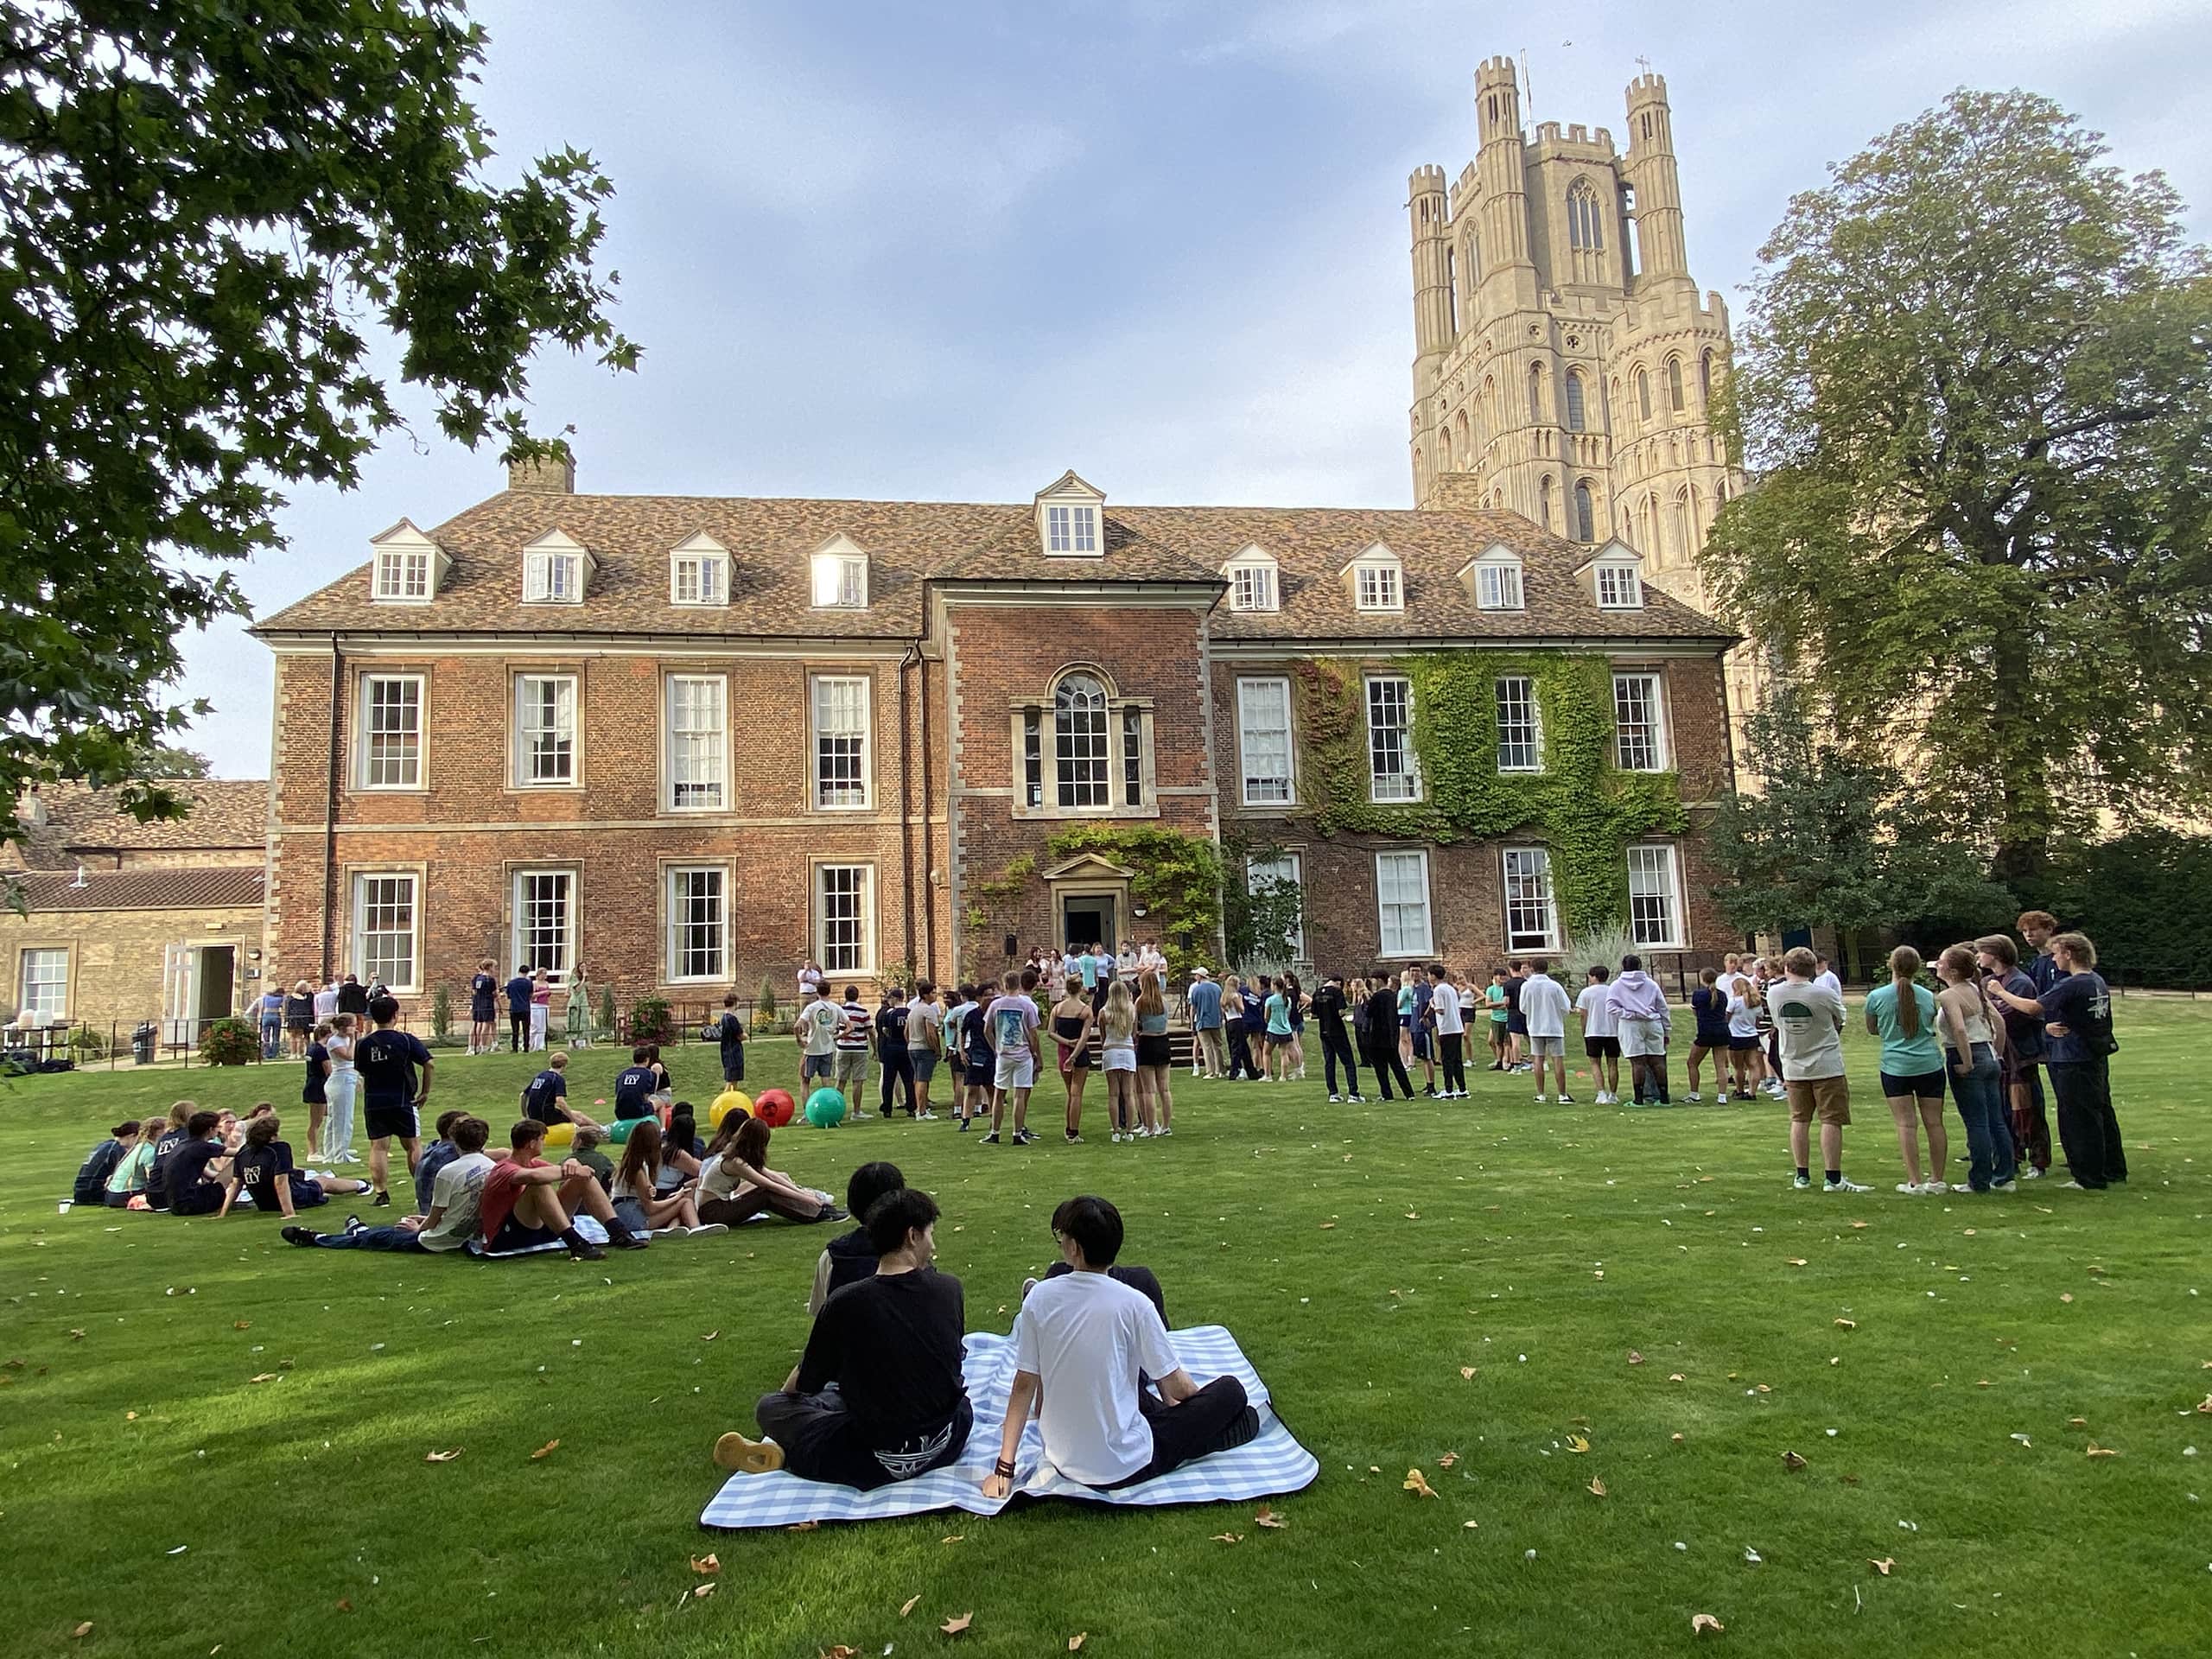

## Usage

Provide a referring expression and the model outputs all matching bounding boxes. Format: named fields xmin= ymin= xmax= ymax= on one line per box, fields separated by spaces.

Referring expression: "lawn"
xmin=3 ymin=1001 xmax=2207 ymax=1659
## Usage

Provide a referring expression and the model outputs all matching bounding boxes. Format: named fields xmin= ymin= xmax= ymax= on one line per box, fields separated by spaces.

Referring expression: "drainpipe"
xmin=321 ymin=632 xmax=342 ymax=979
xmin=898 ymin=640 xmax=918 ymax=982
xmin=917 ymin=642 xmax=935 ymax=979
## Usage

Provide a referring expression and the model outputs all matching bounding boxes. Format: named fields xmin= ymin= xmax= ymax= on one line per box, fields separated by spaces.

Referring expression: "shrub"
xmin=598 ymin=985 xmax=616 ymax=1036
xmin=199 ymin=1016 xmax=259 ymax=1066
xmin=756 ymin=975 xmax=779 ymax=1026
xmin=627 ymin=995 xmax=674 ymax=1046
xmin=429 ymin=986 xmax=452 ymax=1040
xmin=67 ymin=1026 xmax=106 ymax=1058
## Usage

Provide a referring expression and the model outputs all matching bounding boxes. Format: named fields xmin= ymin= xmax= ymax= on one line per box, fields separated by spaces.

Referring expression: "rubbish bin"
xmin=132 ymin=1021 xmax=158 ymax=1066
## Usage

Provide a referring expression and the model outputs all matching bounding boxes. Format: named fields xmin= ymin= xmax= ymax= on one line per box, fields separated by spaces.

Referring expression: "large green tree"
xmin=0 ymin=2 xmax=638 ymax=845
xmin=1702 ymin=90 xmax=2212 ymax=880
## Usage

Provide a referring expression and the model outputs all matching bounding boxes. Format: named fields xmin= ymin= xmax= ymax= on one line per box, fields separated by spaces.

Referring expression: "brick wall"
xmin=2 ymin=903 xmax=260 ymax=1034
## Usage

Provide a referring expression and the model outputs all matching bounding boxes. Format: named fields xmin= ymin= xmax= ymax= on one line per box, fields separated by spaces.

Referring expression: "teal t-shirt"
xmin=1864 ymin=981 xmax=1942 ymax=1073
xmin=1263 ymin=992 xmax=1291 ymax=1037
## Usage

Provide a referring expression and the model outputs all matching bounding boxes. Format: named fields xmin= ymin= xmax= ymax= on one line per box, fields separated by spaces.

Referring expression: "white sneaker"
xmin=1897 ymin=1182 xmax=1923 ymax=1195
xmin=1110 ymin=1131 xmax=1123 ymax=1143
xmin=1824 ymin=1177 xmax=1870 ymax=1192
xmin=1920 ymin=1180 xmax=1948 ymax=1194
xmin=916 ymin=1109 xmax=937 ymax=1121
xmin=1688 ymin=1091 xmax=1703 ymax=1103
xmin=1594 ymin=1090 xmax=1611 ymax=1105
xmin=1791 ymin=1173 xmax=1813 ymax=1190
xmin=1328 ymin=1093 xmax=1343 ymax=1103
xmin=1534 ymin=1094 xmax=1548 ymax=1105
xmin=1350 ymin=1093 xmax=1366 ymax=1103
xmin=1559 ymin=1093 xmax=1576 ymax=1104
xmin=687 ymin=1223 xmax=731 ymax=1239
xmin=2020 ymin=1165 xmax=2044 ymax=1179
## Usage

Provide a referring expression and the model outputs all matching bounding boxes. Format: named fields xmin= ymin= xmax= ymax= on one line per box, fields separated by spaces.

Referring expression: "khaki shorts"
xmin=1786 ymin=1077 xmax=1851 ymax=1127
xmin=833 ymin=1050 xmax=868 ymax=1088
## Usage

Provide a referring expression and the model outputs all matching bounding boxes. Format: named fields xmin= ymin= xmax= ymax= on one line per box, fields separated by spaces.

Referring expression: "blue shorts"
xmin=802 ymin=1052 xmax=835 ymax=1081
xmin=1411 ymin=1030 xmax=1433 ymax=1060
xmin=912 ymin=1052 xmax=939 ymax=1083
xmin=490 ymin=1215 xmax=560 ymax=1254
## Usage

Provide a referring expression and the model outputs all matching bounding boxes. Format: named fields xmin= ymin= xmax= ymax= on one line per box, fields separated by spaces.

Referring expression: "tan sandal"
xmin=712 ymin=1432 xmax=785 ymax=1474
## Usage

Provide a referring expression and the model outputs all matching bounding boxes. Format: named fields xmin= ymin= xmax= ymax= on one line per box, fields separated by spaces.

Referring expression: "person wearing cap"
xmin=1186 ymin=967 xmax=1224 ymax=1078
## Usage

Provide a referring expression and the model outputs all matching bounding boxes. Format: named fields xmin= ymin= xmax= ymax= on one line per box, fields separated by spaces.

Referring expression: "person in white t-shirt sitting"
xmin=981 ymin=1196 xmax=1258 ymax=1496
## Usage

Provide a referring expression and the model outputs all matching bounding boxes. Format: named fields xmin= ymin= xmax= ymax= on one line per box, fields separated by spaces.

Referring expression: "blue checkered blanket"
xmin=699 ymin=1323 xmax=1316 ymax=1529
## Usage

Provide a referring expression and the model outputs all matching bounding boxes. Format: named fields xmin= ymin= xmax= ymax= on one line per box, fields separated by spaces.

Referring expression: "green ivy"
xmin=1043 ymin=824 xmax=1225 ymax=981
xmin=1291 ymin=653 xmax=1686 ymax=938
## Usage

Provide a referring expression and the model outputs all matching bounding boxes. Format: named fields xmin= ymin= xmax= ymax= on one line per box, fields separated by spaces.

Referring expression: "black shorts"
xmin=1726 ymin=1034 xmax=1760 ymax=1052
xmin=365 ymin=1100 xmax=419 ymax=1141
xmin=964 ymin=1058 xmax=993 ymax=1088
xmin=285 ymin=1016 xmax=313 ymax=1034
xmin=1136 ymin=1033 xmax=1173 ymax=1068
xmin=470 ymin=1001 xmax=496 ymax=1023
xmin=1692 ymin=1028 xmax=1731 ymax=1052
xmin=1506 ymin=1014 xmax=1528 ymax=1036
xmin=1584 ymin=1035 xmax=1621 ymax=1059
xmin=490 ymin=1215 xmax=559 ymax=1253
xmin=1878 ymin=1067 xmax=1948 ymax=1102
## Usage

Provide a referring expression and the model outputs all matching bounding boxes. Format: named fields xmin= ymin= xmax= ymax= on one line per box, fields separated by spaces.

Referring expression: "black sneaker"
xmin=1559 ymin=1093 xmax=1577 ymax=1104
xmin=979 ymin=1132 xmax=1001 ymax=1145
xmin=1065 ymin=1132 xmax=1084 ymax=1143
xmin=958 ymin=1117 xmax=971 ymax=1133
xmin=1014 ymin=1128 xmax=1039 ymax=1145
xmin=609 ymin=1231 xmax=651 ymax=1251
xmin=341 ymin=1214 xmax=365 ymax=1234
xmin=370 ymin=1190 xmax=391 ymax=1208
xmin=281 ymin=1225 xmax=320 ymax=1248
xmin=569 ymin=1243 xmax=607 ymax=1262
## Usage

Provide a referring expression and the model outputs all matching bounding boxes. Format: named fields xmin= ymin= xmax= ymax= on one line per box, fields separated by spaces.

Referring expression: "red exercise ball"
xmin=753 ymin=1088 xmax=796 ymax=1128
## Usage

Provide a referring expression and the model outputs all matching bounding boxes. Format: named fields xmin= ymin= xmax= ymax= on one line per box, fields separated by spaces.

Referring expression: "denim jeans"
xmin=311 ymin=1224 xmax=423 ymax=1251
xmin=1948 ymin=1043 xmax=2015 ymax=1191
xmin=260 ymin=1020 xmax=283 ymax=1059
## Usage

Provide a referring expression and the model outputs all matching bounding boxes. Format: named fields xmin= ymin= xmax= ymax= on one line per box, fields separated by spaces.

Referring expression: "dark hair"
xmin=722 ymin=992 xmax=738 ymax=1008
xmin=665 ymin=1108 xmax=697 ymax=1158
xmin=632 ymin=1044 xmax=650 ymax=1063
xmin=844 ymin=984 xmax=861 ymax=1001
xmin=245 ymin=1115 xmax=281 ymax=1146
xmin=1620 ymin=954 xmax=1642 ymax=973
xmin=452 ymin=1116 xmax=491 ymax=1154
xmin=1588 ymin=964 xmax=1611 ymax=982
xmin=865 ymin=1186 xmax=939 ymax=1255
xmin=1974 ymin=933 xmax=2020 ymax=969
xmin=1019 ymin=966 xmax=1039 ymax=993
xmin=846 ymin=1160 xmax=906 ymax=1218
xmin=1507 ymin=958 xmax=1524 ymax=972
xmin=368 ymin=994 xmax=399 ymax=1024
xmin=1051 ymin=1194 xmax=1124 ymax=1266
xmin=510 ymin=1119 xmax=546 ymax=1151
xmin=916 ymin=979 xmax=935 ymax=998
xmin=732 ymin=1116 xmax=770 ymax=1168
xmin=1529 ymin=957 xmax=1549 ymax=974
xmin=110 ymin=1121 xmax=140 ymax=1140
xmin=187 ymin=1109 xmax=222 ymax=1138
xmin=615 ymin=1119 xmax=663 ymax=1193
xmin=435 ymin=1109 xmax=465 ymax=1140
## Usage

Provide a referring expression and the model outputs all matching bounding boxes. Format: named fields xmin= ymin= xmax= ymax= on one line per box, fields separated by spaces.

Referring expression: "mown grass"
xmin=3 ymin=1001 xmax=2207 ymax=1658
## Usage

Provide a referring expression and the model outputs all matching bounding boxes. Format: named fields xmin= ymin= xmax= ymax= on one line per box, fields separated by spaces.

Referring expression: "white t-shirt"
xmin=1430 ymin=988 xmax=1465 ymax=1036
xmin=1769 ymin=977 xmax=1847 ymax=1082
xmin=698 ymin=1154 xmax=741 ymax=1201
xmin=796 ymin=999 xmax=841 ymax=1057
xmin=1519 ymin=975 xmax=1572 ymax=1039
xmin=1726 ymin=977 xmax=1762 ymax=1039
xmin=1814 ymin=969 xmax=1843 ymax=1001
xmin=1011 ymin=1270 xmax=1181 ymax=1487
xmin=1574 ymin=984 xmax=1618 ymax=1039
xmin=419 ymin=1152 xmax=495 ymax=1253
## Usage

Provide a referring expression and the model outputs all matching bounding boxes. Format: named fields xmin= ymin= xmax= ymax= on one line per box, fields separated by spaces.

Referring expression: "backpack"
xmin=72 ymin=1141 xmax=126 ymax=1205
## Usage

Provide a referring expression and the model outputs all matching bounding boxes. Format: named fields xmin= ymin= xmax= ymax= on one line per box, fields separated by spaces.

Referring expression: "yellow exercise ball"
xmin=709 ymin=1089 xmax=753 ymax=1128
xmin=542 ymin=1120 xmax=575 ymax=1148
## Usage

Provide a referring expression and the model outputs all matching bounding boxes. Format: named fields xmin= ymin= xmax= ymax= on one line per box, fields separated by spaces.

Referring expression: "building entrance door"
xmin=194 ymin=946 xmax=236 ymax=1033
xmin=1061 ymin=899 xmax=1113 ymax=956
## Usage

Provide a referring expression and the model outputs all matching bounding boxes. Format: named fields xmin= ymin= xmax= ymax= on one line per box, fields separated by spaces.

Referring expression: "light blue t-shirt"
xmin=1077 ymin=953 xmax=1099 ymax=990
xmin=1187 ymin=978 xmax=1223 ymax=1029
xmin=1864 ymin=981 xmax=1942 ymax=1073
xmin=1263 ymin=992 xmax=1292 ymax=1037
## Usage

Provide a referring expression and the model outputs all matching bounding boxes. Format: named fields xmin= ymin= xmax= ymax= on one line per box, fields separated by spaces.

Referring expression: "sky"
xmin=177 ymin=0 xmax=2212 ymax=776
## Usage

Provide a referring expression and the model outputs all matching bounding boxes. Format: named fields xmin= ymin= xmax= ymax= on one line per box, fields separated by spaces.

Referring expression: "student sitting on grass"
xmin=72 ymin=1122 xmax=142 ymax=1207
xmin=414 ymin=1110 xmax=467 ymax=1213
xmin=697 ymin=1117 xmax=842 ymax=1227
xmin=612 ymin=1046 xmax=662 ymax=1121
xmin=810 ymin=1162 xmax=906 ymax=1315
xmin=607 ymin=1119 xmax=722 ymax=1238
xmin=285 ymin=1116 xmax=495 ymax=1252
xmin=218 ymin=1114 xmax=372 ymax=1218
xmin=658 ymin=1108 xmax=703 ymax=1194
xmin=522 ymin=1052 xmax=601 ymax=1134
xmin=477 ymin=1119 xmax=647 ymax=1261
xmin=142 ymin=1104 xmax=194 ymax=1211
xmin=715 ymin=1187 xmax=969 ymax=1489
xmin=982 ymin=1196 xmax=1255 ymax=1497
xmin=105 ymin=1116 xmax=171 ymax=1208
xmin=156 ymin=1111 xmax=236 ymax=1217
xmin=571 ymin=1124 xmax=615 ymax=1192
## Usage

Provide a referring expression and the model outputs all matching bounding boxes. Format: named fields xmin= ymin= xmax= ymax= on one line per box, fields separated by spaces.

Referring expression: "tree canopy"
xmin=0 ymin=2 xmax=638 ymax=845
xmin=1701 ymin=89 xmax=2212 ymax=878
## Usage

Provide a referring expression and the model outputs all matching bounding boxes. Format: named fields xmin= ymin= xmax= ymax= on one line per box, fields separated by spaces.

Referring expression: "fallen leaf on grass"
xmin=2060 ymin=1293 xmax=2073 ymax=1304
xmin=940 ymin=1535 xmax=963 ymax=1545
xmin=423 ymin=1447 xmax=463 ymax=1463
xmin=1459 ymin=1365 xmax=1477 ymax=1380
xmin=1070 ymin=1635 xmax=1087 ymax=1651
xmin=692 ymin=1581 xmax=717 ymax=1599
xmin=1690 ymin=1614 xmax=1724 ymax=1635
xmin=2069 ymin=1417 xmax=2088 ymax=1427
xmin=1566 ymin=1433 xmax=1591 ymax=1453
xmin=1868 ymin=1558 xmax=1894 ymax=1575
xmin=1463 ymin=1519 xmax=1479 ymax=1529
xmin=1255 ymin=1505 xmax=1287 ymax=1529
xmin=232 ymin=1320 xmax=251 ymax=1331
xmin=1211 ymin=1532 xmax=1243 ymax=1544
xmin=1850 ymin=1220 xmax=1869 ymax=1230
xmin=901 ymin=1595 xmax=921 ymax=1617
xmin=69 ymin=1329 xmax=86 ymax=1340
xmin=1403 ymin=1468 xmax=1439 ymax=1498
xmin=820 ymin=1649 xmax=859 ymax=1659
xmin=1834 ymin=1319 xmax=1856 ymax=1330
xmin=1404 ymin=1211 xmax=1420 ymax=1221
xmin=1628 ymin=1351 xmax=1645 ymax=1365
xmin=2195 ymin=1395 xmax=2212 ymax=1414
xmin=335 ymin=1598 xmax=353 ymax=1612
xmin=1671 ymin=1433 xmax=1684 ymax=1443
xmin=1319 ymin=1222 xmax=1336 ymax=1230
xmin=690 ymin=1555 xmax=719 ymax=1576
xmin=530 ymin=1439 xmax=560 ymax=1460
xmin=700 ymin=1330 xmax=719 ymax=1342
xmin=1669 ymin=1373 xmax=1687 ymax=1382
xmin=1587 ymin=1478 xmax=1607 ymax=1497
xmin=2086 ymin=1443 xmax=2118 ymax=1459
xmin=1786 ymin=1258 xmax=1808 ymax=1268
xmin=787 ymin=1521 xmax=819 ymax=1532
xmin=249 ymin=1373 xmax=280 ymax=1384
xmin=1782 ymin=1452 xmax=1808 ymax=1472
xmin=1437 ymin=1451 xmax=1459 ymax=1468
xmin=940 ymin=1611 xmax=972 ymax=1636
xmin=73 ymin=1624 xmax=93 ymax=1638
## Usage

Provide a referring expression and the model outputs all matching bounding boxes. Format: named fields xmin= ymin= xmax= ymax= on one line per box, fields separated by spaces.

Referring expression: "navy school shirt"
xmin=302 ymin=1041 xmax=329 ymax=1106
xmin=505 ymin=974 xmax=533 ymax=1014
xmin=2038 ymin=970 xmax=2113 ymax=1066
xmin=144 ymin=1129 xmax=189 ymax=1208
xmin=166 ymin=1139 xmax=229 ymax=1214
xmin=613 ymin=1064 xmax=659 ymax=1119
xmin=355 ymin=1027 xmax=431 ymax=1106
xmin=234 ymin=1139 xmax=302 ymax=1212
xmin=962 ymin=1005 xmax=991 ymax=1069
xmin=874 ymin=1005 xmax=911 ymax=1054
xmin=522 ymin=1068 xmax=571 ymax=1123
xmin=470 ymin=973 xmax=498 ymax=1015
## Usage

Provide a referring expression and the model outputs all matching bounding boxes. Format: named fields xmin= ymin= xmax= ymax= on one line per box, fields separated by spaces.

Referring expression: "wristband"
xmin=993 ymin=1458 xmax=1016 ymax=1478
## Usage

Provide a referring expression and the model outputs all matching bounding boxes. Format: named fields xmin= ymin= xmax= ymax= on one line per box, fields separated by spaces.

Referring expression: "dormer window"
xmin=1346 ymin=545 xmax=1404 ymax=613
xmin=368 ymin=520 xmax=447 ymax=605
xmin=522 ymin=531 xmax=591 ymax=605
xmin=1034 ymin=470 xmax=1107 ymax=558
xmin=1470 ymin=546 xmax=1524 ymax=611
xmin=810 ymin=534 xmax=868 ymax=608
xmin=670 ymin=532 xmax=730 ymax=607
xmin=1224 ymin=546 xmax=1280 ymax=613
xmin=1595 ymin=562 xmax=1643 ymax=608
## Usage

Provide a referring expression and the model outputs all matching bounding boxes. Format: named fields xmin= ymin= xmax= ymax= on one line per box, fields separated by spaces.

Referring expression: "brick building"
xmin=2 ymin=780 xmax=268 ymax=1040
xmin=248 ymin=457 xmax=1736 ymax=1014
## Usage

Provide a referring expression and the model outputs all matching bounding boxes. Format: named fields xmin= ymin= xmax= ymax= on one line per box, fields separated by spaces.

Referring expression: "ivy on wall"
xmin=1042 ymin=825 xmax=1224 ymax=981
xmin=1289 ymin=653 xmax=1686 ymax=938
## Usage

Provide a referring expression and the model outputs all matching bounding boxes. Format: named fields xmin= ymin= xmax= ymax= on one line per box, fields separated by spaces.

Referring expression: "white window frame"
xmin=372 ymin=545 xmax=433 ymax=603
xmin=1246 ymin=852 xmax=1305 ymax=957
xmin=664 ymin=674 xmax=728 ymax=811
xmin=1374 ymin=849 xmax=1433 ymax=958
xmin=671 ymin=550 xmax=729 ymax=607
xmin=664 ymin=865 xmax=729 ymax=983
xmin=1045 ymin=503 xmax=1099 ymax=556
xmin=513 ymin=672 xmax=578 ymax=788
xmin=1475 ymin=556 xmax=1524 ymax=611
xmin=811 ymin=552 xmax=868 ymax=608
xmin=1228 ymin=560 xmax=1278 ymax=612
xmin=1354 ymin=559 xmax=1403 ymax=613
xmin=1612 ymin=671 xmax=1669 ymax=772
xmin=1627 ymin=843 xmax=1685 ymax=949
xmin=1053 ymin=671 xmax=1114 ymax=811
xmin=810 ymin=673 xmax=873 ymax=810
xmin=815 ymin=863 xmax=875 ymax=975
xmin=18 ymin=946 xmax=69 ymax=1020
xmin=1364 ymin=674 xmax=1421 ymax=803
xmin=1595 ymin=562 xmax=1643 ymax=608
xmin=1495 ymin=675 xmax=1542 ymax=772
xmin=1236 ymin=677 xmax=1295 ymax=806
xmin=523 ymin=547 xmax=586 ymax=604
xmin=350 ymin=872 xmax=421 ymax=993
xmin=1502 ymin=847 xmax=1561 ymax=952
xmin=511 ymin=868 xmax=576 ymax=982
xmin=357 ymin=673 xmax=424 ymax=791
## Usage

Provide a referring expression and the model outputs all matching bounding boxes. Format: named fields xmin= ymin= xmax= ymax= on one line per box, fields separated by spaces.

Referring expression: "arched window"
xmin=1699 ymin=349 xmax=1714 ymax=405
xmin=1054 ymin=672 xmax=1110 ymax=809
xmin=1573 ymin=480 xmax=1596 ymax=543
xmin=1527 ymin=364 xmax=1545 ymax=425
xmin=1567 ymin=180 xmax=1605 ymax=251
xmin=1537 ymin=474 xmax=1554 ymax=531
xmin=1564 ymin=372 xmax=1586 ymax=432
xmin=1445 ymin=246 xmax=1459 ymax=334
xmin=1667 ymin=357 xmax=1685 ymax=411
xmin=1456 ymin=407 xmax=1471 ymax=455
xmin=1675 ymin=487 xmax=1699 ymax=559
xmin=1636 ymin=368 xmax=1652 ymax=423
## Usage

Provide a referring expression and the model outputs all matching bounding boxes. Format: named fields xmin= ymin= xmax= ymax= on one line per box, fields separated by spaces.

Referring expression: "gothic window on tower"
xmin=1637 ymin=368 xmax=1653 ymax=423
xmin=1564 ymin=372 xmax=1586 ymax=432
xmin=1573 ymin=480 xmax=1596 ymax=544
xmin=1700 ymin=349 xmax=1715 ymax=406
xmin=1527 ymin=364 xmax=1545 ymax=424
xmin=1567 ymin=180 xmax=1605 ymax=251
xmin=1445 ymin=246 xmax=1459 ymax=334
xmin=1668 ymin=357 xmax=1686 ymax=412
xmin=1537 ymin=474 xmax=1554 ymax=532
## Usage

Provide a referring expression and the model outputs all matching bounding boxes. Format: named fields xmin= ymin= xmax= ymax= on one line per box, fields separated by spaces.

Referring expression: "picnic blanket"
xmin=699 ymin=1323 xmax=1316 ymax=1529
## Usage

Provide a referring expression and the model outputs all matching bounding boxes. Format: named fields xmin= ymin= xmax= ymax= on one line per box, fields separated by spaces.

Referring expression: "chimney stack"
xmin=505 ymin=448 xmax=576 ymax=494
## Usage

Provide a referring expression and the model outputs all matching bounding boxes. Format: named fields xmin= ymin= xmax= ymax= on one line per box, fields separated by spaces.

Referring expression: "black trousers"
xmin=1439 ymin=1031 xmax=1465 ymax=1093
xmin=1319 ymin=1029 xmax=1361 ymax=1096
xmin=1225 ymin=1022 xmax=1255 ymax=1079
xmin=1363 ymin=1040 xmax=1414 ymax=1100
xmin=879 ymin=1049 xmax=916 ymax=1116
xmin=509 ymin=1012 xmax=529 ymax=1052
xmin=755 ymin=1390 xmax=971 ymax=1491
xmin=1105 ymin=1377 xmax=1259 ymax=1489
xmin=2046 ymin=1058 xmax=2126 ymax=1188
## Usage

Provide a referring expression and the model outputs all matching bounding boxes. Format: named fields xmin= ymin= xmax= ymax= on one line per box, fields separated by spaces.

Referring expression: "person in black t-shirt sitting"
xmin=519 ymin=1052 xmax=602 ymax=1133
xmin=219 ymin=1113 xmax=371 ymax=1218
xmin=160 ymin=1111 xmax=235 ymax=1217
xmin=808 ymin=1162 xmax=906 ymax=1314
xmin=612 ymin=1046 xmax=663 ymax=1120
xmin=715 ymin=1187 xmax=971 ymax=1490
